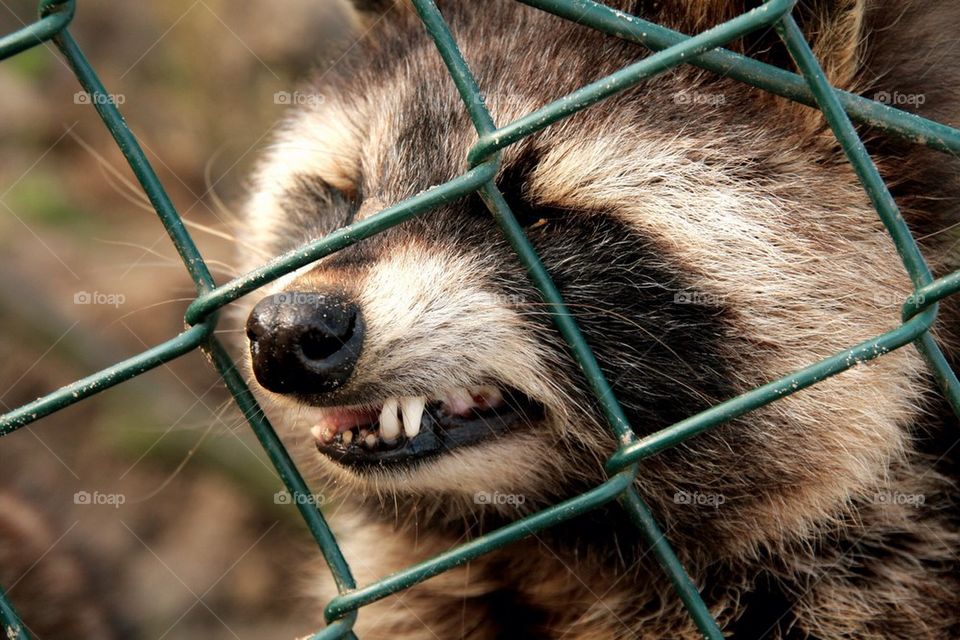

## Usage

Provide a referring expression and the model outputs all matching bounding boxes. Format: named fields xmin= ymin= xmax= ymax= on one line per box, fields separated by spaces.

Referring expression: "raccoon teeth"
xmin=380 ymin=398 xmax=401 ymax=442
xmin=401 ymin=396 xmax=426 ymax=438
xmin=440 ymin=385 xmax=505 ymax=416
xmin=309 ymin=387 xmax=507 ymax=451
xmin=310 ymin=424 xmax=336 ymax=445
xmin=473 ymin=385 xmax=503 ymax=409
xmin=443 ymin=387 xmax=476 ymax=415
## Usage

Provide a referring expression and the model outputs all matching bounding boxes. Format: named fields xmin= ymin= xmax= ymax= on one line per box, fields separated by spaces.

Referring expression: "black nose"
xmin=246 ymin=291 xmax=364 ymax=394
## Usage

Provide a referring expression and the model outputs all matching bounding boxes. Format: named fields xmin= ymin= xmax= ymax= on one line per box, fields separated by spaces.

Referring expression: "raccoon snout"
xmin=246 ymin=290 xmax=364 ymax=394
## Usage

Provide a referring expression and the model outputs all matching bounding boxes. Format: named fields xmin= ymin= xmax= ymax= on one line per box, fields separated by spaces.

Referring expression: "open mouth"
xmin=309 ymin=386 xmax=543 ymax=468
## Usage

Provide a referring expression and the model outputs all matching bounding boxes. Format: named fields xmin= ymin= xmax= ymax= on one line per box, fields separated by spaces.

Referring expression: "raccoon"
xmin=236 ymin=1 xmax=960 ymax=638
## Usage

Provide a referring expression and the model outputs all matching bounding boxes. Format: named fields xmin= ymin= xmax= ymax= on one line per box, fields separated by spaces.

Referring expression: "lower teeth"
xmin=318 ymin=401 xmax=435 ymax=451
xmin=323 ymin=424 xmax=410 ymax=451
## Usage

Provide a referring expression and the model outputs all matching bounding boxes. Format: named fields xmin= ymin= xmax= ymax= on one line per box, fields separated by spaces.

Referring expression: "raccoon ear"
xmin=345 ymin=0 xmax=412 ymax=17
xmin=789 ymin=0 xmax=867 ymax=89
xmin=342 ymin=0 xmax=413 ymax=29
xmin=349 ymin=0 xmax=394 ymax=12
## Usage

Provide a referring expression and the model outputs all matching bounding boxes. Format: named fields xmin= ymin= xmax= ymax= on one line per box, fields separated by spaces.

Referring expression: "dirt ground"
xmin=0 ymin=1 xmax=358 ymax=638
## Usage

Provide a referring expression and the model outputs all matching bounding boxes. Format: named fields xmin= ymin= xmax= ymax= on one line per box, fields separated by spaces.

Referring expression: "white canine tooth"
xmin=401 ymin=396 xmax=426 ymax=438
xmin=380 ymin=399 xmax=400 ymax=442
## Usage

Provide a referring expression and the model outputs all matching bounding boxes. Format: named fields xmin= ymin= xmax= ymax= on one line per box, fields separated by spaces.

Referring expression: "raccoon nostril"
xmin=299 ymin=318 xmax=355 ymax=362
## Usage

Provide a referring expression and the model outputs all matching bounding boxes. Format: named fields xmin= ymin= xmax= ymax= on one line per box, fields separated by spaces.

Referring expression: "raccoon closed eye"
xmin=486 ymin=170 xmax=563 ymax=229
xmin=507 ymin=201 xmax=564 ymax=229
xmin=286 ymin=174 xmax=359 ymax=226
xmin=469 ymin=190 xmax=563 ymax=229
xmin=267 ymin=175 xmax=360 ymax=256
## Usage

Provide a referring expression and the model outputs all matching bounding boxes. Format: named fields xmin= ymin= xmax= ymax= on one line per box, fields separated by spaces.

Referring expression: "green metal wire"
xmin=183 ymin=161 xmax=498 ymax=326
xmin=324 ymin=470 xmax=635 ymax=622
xmin=467 ymin=0 xmax=798 ymax=165
xmin=0 ymin=0 xmax=958 ymax=637
xmin=0 ymin=323 xmax=213 ymax=435
xmin=522 ymin=0 xmax=960 ymax=155
xmin=772 ymin=13 xmax=960 ymax=416
xmin=0 ymin=585 xmax=27 ymax=640
xmin=0 ymin=0 xmax=71 ymax=59
xmin=606 ymin=306 xmax=939 ymax=472
xmin=206 ymin=339 xmax=357 ymax=594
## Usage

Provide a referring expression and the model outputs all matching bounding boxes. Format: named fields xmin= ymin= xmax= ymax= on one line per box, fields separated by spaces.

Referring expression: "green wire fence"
xmin=1 ymin=0 xmax=959 ymax=637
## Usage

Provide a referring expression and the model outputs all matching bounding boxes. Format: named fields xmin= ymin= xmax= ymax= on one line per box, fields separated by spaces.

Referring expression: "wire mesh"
xmin=1 ymin=0 xmax=958 ymax=638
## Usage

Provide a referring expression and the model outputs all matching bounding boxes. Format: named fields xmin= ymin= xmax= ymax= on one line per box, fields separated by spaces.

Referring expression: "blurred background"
xmin=0 ymin=1 xmax=357 ymax=637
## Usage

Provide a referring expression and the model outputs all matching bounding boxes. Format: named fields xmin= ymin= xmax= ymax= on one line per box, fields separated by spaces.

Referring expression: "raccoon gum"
xmin=306 ymin=386 xmax=524 ymax=462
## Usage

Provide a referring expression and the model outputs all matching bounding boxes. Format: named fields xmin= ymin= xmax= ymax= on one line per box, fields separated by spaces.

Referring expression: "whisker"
xmin=178 ymin=217 xmax=268 ymax=258
xmin=125 ymin=419 xmax=216 ymax=505
xmin=104 ymin=297 xmax=198 ymax=328
xmin=203 ymin=147 xmax=243 ymax=226
xmin=69 ymin=129 xmax=153 ymax=209
xmin=93 ymin=238 xmax=178 ymax=262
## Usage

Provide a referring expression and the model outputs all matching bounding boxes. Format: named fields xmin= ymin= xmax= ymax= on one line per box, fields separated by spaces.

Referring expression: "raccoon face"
xmin=237 ymin=1 xmax=957 ymax=543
